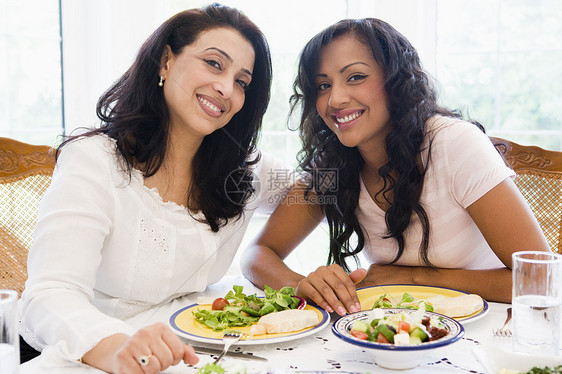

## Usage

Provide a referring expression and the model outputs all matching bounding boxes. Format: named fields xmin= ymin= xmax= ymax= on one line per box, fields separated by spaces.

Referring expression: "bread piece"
xmin=249 ymin=324 xmax=267 ymax=335
xmin=256 ymin=309 xmax=319 ymax=334
xmin=432 ymin=294 xmax=484 ymax=317
xmin=422 ymin=295 xmax=447 ymax=306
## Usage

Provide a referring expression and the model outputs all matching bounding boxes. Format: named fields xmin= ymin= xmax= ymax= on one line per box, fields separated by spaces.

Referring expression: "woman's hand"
xmin=295 ymin=265 xmax=366 ymax=316
xmin=112 ymin=323 xmax=199 ymax=373
xmin=82 ymin=322 xmax=199 ymax=373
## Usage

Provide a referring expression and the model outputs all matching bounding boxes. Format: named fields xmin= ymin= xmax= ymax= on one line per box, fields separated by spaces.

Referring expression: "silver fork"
xmin=213 ymin=332 xmax=243 ymax=364
xmin=493 ymin=307 xmax=512 ymax=337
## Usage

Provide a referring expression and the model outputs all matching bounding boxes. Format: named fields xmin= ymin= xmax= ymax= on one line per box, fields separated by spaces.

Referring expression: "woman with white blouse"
xmin=19 ymin=4 xmax=286 ymax=373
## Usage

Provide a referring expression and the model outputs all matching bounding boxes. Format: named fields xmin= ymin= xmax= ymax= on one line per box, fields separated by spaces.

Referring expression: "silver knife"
xmin=192 ymin=346 xmax=268 ymax=362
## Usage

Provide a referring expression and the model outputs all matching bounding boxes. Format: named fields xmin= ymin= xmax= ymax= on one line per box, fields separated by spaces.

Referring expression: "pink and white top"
xmin=357 ymin=115 xmax=514 ymax=270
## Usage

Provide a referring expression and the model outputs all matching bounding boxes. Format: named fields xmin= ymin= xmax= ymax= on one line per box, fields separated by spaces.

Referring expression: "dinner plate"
xmin=473 ymin=345 xmax=562 ymax=374
xmin=356 ymin=284 xmax=489 ymax=324
xmin=169 ymin=303 xmax=330 ymax=345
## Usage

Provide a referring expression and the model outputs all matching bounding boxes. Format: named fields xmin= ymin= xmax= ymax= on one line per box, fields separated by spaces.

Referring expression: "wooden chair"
xmin=0 ymin=137 xmax=56 ymax=296
xmin=491 ymin=137 xmax=562 ymax=253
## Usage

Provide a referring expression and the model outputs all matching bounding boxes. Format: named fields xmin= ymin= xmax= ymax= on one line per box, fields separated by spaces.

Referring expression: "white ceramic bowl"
xmin=332 ymin=308 xmax=464 ymax=370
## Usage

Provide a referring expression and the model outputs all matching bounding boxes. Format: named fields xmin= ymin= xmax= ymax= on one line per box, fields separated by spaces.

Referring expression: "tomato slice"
xmin=399 ymin=321 xmax=410 ymax=333
xmin=350 ymin=330 xmax=369 ymax=340
xmin=377 ymin=332 xmax=390 ymax=343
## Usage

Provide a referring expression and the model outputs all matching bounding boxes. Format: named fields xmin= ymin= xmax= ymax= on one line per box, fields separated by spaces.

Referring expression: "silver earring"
xmin=158 ymin=76 xmax=164 ymax=87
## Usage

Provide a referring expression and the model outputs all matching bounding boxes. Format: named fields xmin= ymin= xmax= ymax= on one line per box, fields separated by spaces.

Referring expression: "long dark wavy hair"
xmin=290 ymin=18 xmax=483 ymax=271
xmin=58 ymin=3 xmax=272 ymax=232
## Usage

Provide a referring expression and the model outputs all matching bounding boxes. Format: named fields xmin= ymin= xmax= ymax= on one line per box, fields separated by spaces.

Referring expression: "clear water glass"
xmin=512 ymin=251 xmax=562 ymax=356
xmin=0 ymin=290 xmax=19 ymax=374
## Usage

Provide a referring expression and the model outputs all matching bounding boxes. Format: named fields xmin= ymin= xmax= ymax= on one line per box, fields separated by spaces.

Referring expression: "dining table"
xmin=18 ymin=274 xmax=540 ymax=374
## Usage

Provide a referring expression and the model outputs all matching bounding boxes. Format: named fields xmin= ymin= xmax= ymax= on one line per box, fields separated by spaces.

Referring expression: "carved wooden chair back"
xmin=491 ymin=137 xmax=562 ymax=253
xmin=0 ymin=137 xmax=56 ymax=295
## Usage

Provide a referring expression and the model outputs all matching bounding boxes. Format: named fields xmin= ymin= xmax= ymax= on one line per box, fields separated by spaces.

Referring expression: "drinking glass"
xmin=512 ymin=251 xmax=562 ymax=355
xmin=0 ymin=290 xmax=19 ymax=374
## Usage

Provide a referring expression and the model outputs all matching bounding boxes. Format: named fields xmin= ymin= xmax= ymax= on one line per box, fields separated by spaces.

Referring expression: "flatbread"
xmin=432 ymin=294 xmax=484 ymax=317
xmin=256 ymin=309 xmax=319 ymax=334
xmin=423 ymin=295 xmax=447 ymax=306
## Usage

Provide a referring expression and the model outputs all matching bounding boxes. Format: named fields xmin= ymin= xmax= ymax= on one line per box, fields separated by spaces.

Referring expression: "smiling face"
xmin=160 ymin=27 xmax=255 ymax=143
xmin=315 ymin=34 xmax=391 ymax=152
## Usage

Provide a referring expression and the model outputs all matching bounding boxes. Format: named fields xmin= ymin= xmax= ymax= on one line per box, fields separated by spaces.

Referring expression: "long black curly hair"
xmin=290 ymin=18 xmax=483 ymax=271
xmin=58 ymin=3 xmax=272 ymax=232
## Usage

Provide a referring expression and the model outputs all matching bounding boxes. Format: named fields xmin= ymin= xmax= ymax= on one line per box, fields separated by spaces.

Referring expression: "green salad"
xmin=197 ymin=363 xmax=225 ymax=374
xmin=521 ymin=366 xmax=562 ymax=374
xmin=372 ymin=292 xmax=434 ymax=312
xmin=196 ymin=363 xmax=247 ymax=374
xmin=193 ymin=285 xmax=303 ymax=331
xmin=349 ymin=308 xmax=448 ymax=345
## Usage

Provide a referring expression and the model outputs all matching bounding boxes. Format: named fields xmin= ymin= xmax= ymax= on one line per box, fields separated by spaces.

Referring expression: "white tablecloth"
xmin=20 ymin=275 xmax=518 ymax=373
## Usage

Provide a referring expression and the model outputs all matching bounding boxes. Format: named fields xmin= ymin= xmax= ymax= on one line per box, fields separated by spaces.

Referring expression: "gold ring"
xmin=138 ymin=354 xmax=152 ymax=367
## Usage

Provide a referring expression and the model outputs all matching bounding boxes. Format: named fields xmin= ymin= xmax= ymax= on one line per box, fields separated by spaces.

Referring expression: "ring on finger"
xmin=138 ymin=353 xmax=152 ymax=367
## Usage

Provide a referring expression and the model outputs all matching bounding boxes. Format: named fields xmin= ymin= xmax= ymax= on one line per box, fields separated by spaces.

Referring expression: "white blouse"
xmin=19 ymin=134 xmax=289 ymax=360
xmin=357 ymin=116 xmax=515 ymax=269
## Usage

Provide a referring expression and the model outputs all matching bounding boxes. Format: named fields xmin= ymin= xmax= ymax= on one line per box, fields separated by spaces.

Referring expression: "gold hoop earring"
xmin=158 ymin=76 xmax=164 ymax=87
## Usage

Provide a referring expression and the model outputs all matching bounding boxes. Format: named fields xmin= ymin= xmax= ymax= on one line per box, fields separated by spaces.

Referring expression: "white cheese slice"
xmin=394 ymin=332 xmax=410 ymax=346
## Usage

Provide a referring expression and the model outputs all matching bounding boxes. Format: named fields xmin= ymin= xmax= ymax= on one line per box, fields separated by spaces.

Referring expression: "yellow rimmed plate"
xmin=169 ymin=303 xmax=330 ymax=345
xmin=357 ymin=284 xmax=488 ymax=324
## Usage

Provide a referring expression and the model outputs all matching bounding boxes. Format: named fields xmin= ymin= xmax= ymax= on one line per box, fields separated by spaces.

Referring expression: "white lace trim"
xmin=130 ymin=168 xmax=197 ymax=215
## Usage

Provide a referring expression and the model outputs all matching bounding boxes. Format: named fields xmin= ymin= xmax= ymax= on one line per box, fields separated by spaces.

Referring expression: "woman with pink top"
xmin=242 ymin=17 xmax=550 ymax=315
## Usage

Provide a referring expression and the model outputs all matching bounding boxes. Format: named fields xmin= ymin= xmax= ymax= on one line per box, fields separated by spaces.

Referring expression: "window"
xmin=435 ymin=0 xmax=562 ymax=150
xmin=0 ymin=0 xmax=63 ymax=146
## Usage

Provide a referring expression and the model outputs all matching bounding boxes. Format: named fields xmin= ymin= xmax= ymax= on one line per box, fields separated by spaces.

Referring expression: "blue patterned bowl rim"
xmin=332 ymin=308 xmax=464 ymax=351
